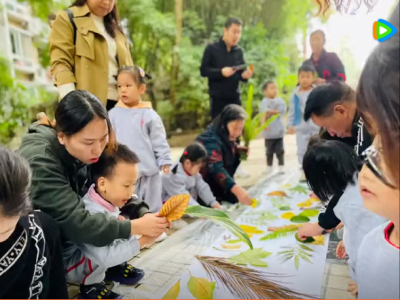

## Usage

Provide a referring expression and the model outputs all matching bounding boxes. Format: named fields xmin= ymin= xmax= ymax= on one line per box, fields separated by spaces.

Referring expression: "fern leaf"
xmin=298 ymin=253 xmax=313 ymax=264
xmin=260 ymin=230 xmax=296 ymax=241
xmin=299 ymin=244 xmax=314 ymax=252
xmin=196 ymin=255 xmax=316 ymax=299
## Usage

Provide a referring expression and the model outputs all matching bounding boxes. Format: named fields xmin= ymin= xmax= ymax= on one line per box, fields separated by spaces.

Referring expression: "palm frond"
xmin=260 ymin=229 xmax=297 ymax=241
xmin=196 ymin=255 xmax=317 ymax=299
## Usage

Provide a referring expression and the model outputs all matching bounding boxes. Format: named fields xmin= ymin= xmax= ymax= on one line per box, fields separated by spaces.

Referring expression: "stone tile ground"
xmin=68 ymin=136 xmax=356 ymax=299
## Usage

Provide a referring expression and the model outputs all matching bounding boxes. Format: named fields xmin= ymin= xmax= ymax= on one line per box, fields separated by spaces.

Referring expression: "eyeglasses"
xmin=362 ymin=145 xmax=397 ymax=189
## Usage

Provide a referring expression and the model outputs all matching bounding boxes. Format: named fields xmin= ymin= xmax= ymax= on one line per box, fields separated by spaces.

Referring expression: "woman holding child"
xmin=49 ymin=0 xmax=133 ymax=110
xmin=18 ymin=91 xmax=168 ymax=299
xmin=196 ymin=104 xmax=253 ymax=206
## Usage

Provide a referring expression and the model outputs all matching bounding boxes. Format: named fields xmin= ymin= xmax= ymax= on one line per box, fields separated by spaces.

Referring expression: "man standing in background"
xmin=200 ymin=18 xmax=254 ymax=120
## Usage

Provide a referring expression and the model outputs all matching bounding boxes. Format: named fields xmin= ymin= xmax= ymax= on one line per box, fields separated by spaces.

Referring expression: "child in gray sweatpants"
xmin=288 ymin=65 xmax=320 ymax=166
xmin=259 ymin=81 xmax=287 ymax=173
xmin=109 ymin=66 xmax=172 ymax=214
xmin=64 ymin=144 xmax=154 ymax=299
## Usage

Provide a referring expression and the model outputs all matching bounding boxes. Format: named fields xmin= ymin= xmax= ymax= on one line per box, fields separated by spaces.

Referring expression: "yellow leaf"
xmin=310 ymin=198 xmax=320 ymax=202
xmin=187 ymin=275 xmax=216 ymax=299
xmin=162 ymin=280 xmax=180 ymax=299
xmin=267 ymin=191 xmax=288 ymax=197
xmin=281 ymin=184 xmax=292 ymax=189
xmin=251 ymin=199 xmax=258 ymax=208
xmin=239 ymin=225 xmax=264 ymax=234
xmin=221 ymin=244 xmax=242 ymax=249
xmin=281 ymin=212 xmax=295 ymax=220
xmin=160 ymin=194 xmax=190 ymax=221
xmin=311 ymin=235 xmax=325 ymax=245
xmin=297 ymin=199 xmax=313 ymax=208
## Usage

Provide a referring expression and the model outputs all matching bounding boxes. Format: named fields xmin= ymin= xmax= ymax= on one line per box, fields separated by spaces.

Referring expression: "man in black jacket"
xmin=298 ymin=82 xmax=372 ymax=235
xmin=200 ymin=18 xmax=254 ymax=119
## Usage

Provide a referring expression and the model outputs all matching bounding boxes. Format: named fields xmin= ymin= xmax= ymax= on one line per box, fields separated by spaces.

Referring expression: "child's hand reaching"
xmin=336 ymin=240 xmax=347 ymax=259
xmin=162 ymin=165 xmax=170 ymax=174
xmin=138 ymin=235 xmax=157 ymax=249
xmin=212 ymin=202 xmax=222 ymax=210
xmin=297 ymin=223 xmax=324 ymax=240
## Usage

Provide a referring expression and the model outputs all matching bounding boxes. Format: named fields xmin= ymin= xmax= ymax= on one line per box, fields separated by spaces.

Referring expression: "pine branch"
xmin=196 ymin=255 xmax=317 ymax=299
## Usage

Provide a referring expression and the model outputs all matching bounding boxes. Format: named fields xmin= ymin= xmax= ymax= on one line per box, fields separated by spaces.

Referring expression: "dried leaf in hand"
xmin=187 ymin=275 xmax=216 ymax=299
xmin=267 ymin=191 xmax=288 ymax=197
xmin=298 ymin=209 xmax=319 ymax=217
xmin=221 ymin=244 xmax=242 ymax=249
xmin=281 ymin=212 xmax=296 ymax=220
xmin=228 ymin=248 xmax=272 ymax=267
xmin=290 ymin=215 xmax=310 ymax=223
xmin=162 ymin=280 xmax=180 ymax=299
xmin=251 ymin=199 xmax=258 ymax=208
xmin=160 ymin=194 xmax=190 ymax=221
xmin=239 ymin=225 xmax=264 ymax=234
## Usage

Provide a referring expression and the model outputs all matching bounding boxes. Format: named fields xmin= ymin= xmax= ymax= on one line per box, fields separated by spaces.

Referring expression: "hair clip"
xmin=138 ymin=67 xmax=146 ymax=78
xmin=184 ymin=151 xmax=188 ymax=155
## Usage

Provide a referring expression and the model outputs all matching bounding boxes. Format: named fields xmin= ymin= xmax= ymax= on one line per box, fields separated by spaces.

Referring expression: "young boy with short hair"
xmin=259 ymin=81 xmax=287 ymax=174
xmin=287 ymin=64 xmax=320 ymax=170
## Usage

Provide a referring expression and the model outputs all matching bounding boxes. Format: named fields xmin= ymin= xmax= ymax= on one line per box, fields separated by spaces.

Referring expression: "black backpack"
xmin=65 ymin=9 xmax=77 ymax=45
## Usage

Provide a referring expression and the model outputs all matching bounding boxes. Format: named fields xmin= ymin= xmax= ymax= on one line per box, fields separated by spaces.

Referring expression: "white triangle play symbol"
xmin=379 ymin=26 xmax=387 ymax=35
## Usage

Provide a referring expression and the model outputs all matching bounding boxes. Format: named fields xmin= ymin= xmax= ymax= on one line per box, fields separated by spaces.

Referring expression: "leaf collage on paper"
xmin=242 ymin=210 xmax=279 ymax=227
xmin=228 ymin=248 xmax=272 ymax=267
xmin=277 ymin=244 xmax=314 ymax=270
xmin=270 ymin=197 xmax=291 ymax=211
xmin=160 ymin=194 xmax=191 ymax=221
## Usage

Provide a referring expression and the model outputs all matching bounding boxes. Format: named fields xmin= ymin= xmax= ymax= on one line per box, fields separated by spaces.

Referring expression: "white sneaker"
xmin=155 ymin=232 xmax=168 ymax=243
xmin=263 ymin=166 xmax=273 ymax=174
xmin=278 ymin=166 xmax=285 ymax=174
xmin=172 ymin=219 xmax=189 ymax=230
xmin=235 ymin=165 xmax=250 ymax=179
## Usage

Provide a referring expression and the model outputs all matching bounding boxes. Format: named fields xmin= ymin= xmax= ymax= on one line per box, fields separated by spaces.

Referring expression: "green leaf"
xmin=290 ymin=215 xmax=310 ymax=223
xmin=187 ymin=275 xmax=216 ymax=299
xmin=289 ymin=185 xmax=309 ymax=195
xmin=298 ymin=210 xmax=320 ymax=217
xmin=226 ymin=239 xmax=242 ymax=244
xmin=295 ymin=234 xmax=316 ymax=244
xmin=294 ymin=255 xmax=300 ymax=270
xmin=298 ymin=249 xmax=313 ymax=257
xmin=299 ymin=244 xmax=314 ymax=252
xmin=228 ymin=248 xmax=272 ymax=267
xmin=185 ymin=206 xmax=253 ymax=249
xmin=298 ymin=253 xmax=313 ymax=264
xmin=162 ymin=280 xmax=181 ymax=299
xmin=260 ymin=229 xmax=296 ymax=241
xmin=279 ymin=206 xmax=292 ymax=211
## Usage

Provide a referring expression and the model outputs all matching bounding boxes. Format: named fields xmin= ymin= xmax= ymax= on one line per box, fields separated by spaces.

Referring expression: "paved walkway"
xmin=67 ymin=135 xmax=355 ymax=299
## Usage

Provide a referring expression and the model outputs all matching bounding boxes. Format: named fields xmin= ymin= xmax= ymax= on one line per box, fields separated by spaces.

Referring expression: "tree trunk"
xmin=170 ymin=0 xmax=183 ymax=106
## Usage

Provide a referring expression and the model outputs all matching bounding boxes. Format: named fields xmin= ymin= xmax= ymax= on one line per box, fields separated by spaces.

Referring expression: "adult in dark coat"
xmin=200 ymin=18 xmax=254 ymax=119
xmin=303 ymin=30 xmax=346 ymax=85
xmin=196 ymin=105 xmax=252 ymax=205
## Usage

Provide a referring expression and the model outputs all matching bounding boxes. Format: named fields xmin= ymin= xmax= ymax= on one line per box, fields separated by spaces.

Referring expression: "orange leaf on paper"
xmin=160 ymin=194 xmax=190 ymax=221
xmin=267 ymin=191 xmax=288 ymax=197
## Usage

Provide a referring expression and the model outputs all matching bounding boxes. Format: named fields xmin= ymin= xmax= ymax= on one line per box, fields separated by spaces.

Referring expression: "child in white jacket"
xmin=162 ymin=143 xmax=221 ymax=210
xmin=109 ymin=66 xmax=172 ymax=214
xmin=64 ymin=144 xmax=160 ymax=299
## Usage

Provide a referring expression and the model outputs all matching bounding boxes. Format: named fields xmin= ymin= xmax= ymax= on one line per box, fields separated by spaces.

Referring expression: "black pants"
xmin=265 ymin=138 xmax=284 ymax=166
xmin=106 ymin=99 xmax=118 ymax=111
xmin=210 ymin=95 xmax=241 ymax=120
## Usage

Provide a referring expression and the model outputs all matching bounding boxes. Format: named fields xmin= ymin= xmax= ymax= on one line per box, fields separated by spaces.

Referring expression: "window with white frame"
xmin=9 ymin=27 xmax=35 ymax=61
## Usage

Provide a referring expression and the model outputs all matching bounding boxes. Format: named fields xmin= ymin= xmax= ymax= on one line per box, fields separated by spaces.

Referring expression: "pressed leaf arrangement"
xmin=277 ymin=244 xmax=314 ymax=270
xmin=160 ymin=194 xmax=191 ymax=221
xmin=260 ymin=226 xmax=299 ymax=241
xmin=195 ymin=255 xmax=316 ymax=299
xmin=187 ymin=274 xmax=216 ymax=299
xmin=185 ymin=206 xmax=253 ymax=249
xmin=242 ymin=211 xmax=279 ymax=227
